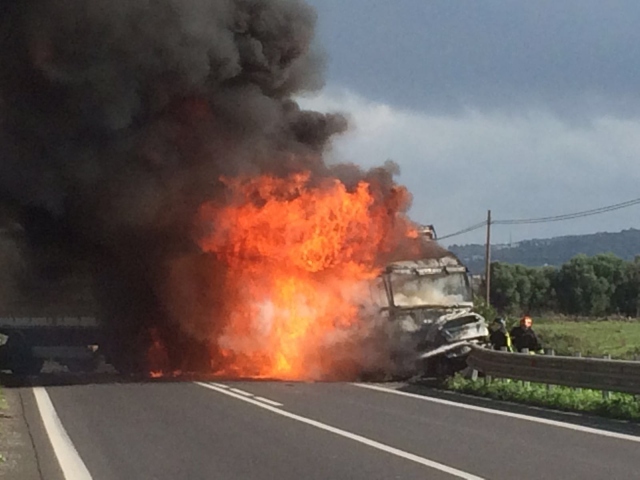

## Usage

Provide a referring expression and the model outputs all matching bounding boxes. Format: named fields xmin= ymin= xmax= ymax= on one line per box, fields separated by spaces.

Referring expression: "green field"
xmin=533 ymin=317 xmax=640 ymax=359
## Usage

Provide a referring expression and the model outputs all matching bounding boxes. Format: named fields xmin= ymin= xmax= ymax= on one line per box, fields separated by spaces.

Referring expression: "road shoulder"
xmin=0 ymin=388 xmax=42 ymax=479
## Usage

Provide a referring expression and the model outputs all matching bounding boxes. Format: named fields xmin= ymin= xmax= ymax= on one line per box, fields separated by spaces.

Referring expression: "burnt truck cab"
xmin=372 ymin=255 xmax=489 ymax=377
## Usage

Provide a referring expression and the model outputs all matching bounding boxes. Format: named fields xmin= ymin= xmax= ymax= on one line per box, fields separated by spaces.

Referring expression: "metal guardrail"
xmin=467 ymin=347 xmax=640 ymax=395
xmin=0 ymin=316 xmax=99 ymax=328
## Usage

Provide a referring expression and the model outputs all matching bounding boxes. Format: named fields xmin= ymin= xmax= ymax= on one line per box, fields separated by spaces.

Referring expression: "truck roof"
xmin=384 ymin=255 xmax=467 ymax=275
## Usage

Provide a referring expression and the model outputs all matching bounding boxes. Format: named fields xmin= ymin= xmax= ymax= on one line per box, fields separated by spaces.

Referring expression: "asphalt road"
xmin=16 ymin=379 xmax=640 ymax=480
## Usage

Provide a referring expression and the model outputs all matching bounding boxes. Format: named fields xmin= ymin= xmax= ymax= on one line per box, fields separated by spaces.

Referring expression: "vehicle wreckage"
xmin=372 ymin=239 xmax=489 ymax=377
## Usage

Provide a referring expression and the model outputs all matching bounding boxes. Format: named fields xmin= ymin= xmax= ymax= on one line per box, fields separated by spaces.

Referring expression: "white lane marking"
xmin=354 ymin=384 xmax=640 ymax=443
xmin=210 ymin=382 xmax=283 ymax=407
xmin=195 ymin=382 xmax=483 ymax=480
xmin=32 ymin=387 xmax=93 ymax=480
xmin=229 ymin=388 xmax=254 ymax=397
xmin=254 ymin=396 xmax=284 ymax=407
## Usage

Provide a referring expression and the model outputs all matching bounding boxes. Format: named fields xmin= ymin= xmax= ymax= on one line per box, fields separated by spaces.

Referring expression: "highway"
xmin=14 ymin=380 xmax=640 ymax=480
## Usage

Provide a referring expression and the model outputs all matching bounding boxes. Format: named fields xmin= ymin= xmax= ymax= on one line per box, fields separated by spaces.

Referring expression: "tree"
xmin=488 ymin=253 xmax=640 ymax=317
xmin=489 ymin=262 xmax=519 ymax=313
xmin=615 ymin=256 xmax=640 ymax=316
xmin=527 ymin=266 xmax=555 ymax=313
xmin=553 ymin=255 xmax=610 ymax=316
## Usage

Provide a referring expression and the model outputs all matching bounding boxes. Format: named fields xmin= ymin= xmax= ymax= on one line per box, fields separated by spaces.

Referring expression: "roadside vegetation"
xmin=444 ymin=374 xmax=640 ymax=421
xmin=488 ymin=253 xmax=640 ymax=317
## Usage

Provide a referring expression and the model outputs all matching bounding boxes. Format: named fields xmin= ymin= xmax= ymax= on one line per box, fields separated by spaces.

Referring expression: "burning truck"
xmin=371 ymin=244 xmax=489 ymax=378
xmin=0 ymin=0 xmax=487 ymax=380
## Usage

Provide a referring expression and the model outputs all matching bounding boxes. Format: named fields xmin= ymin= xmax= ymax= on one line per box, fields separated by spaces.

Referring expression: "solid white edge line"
xmin=253 ymin=396 xmax=284 ymax=407
xmin=195 ymin=382 xmax=483 ymax=480
xmin=32 ymin=387 xmax=93 ymax=480
xmin=353 ymin=383 xmax=640 ymax=443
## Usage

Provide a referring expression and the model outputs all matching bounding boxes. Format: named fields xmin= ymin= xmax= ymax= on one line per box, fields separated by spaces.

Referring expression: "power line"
xmin=494 ymin=197 xmax=640 ymax=225
xmin=437 ymin=220 xmax=487 ymax=241
xmin=436 ymin=196 xmax=640 ymax=241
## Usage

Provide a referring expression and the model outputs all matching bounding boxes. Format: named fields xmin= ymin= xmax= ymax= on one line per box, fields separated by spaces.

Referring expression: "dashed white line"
xmin=33 ymin=387 xmax=93 ymax=480
xmin=210 ymin=382 xmax=229 ymax=389
xmin=229 ymin=388 xmax=254 ymax=397
xmin=253 ymin=396 xmax=284 ymax=407
xmin=195 ymin=382 xmax=483 ymax=480
xmin=208 ymin=382 xmax=284 ymax=407
xmin=353 ymin=383 xmax=640 ymax=443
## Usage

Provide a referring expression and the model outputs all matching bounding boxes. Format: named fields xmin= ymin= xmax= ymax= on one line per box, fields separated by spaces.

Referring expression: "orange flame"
xmin=197 ymin=172 xmax=416 ymax=380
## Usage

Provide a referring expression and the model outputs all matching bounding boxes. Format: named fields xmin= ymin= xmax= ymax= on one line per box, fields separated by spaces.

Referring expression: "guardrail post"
xmin=603 ymin=354 xmax=612 ymax=399
xmin=545 ymin=349 xmax=555 ymax=392
xmin=497 ymin=346 xmax=508 ymax=383
xmin=634 ymin=356 xmax=640 ymax=401
xmin=521 ymin=348 xmax=530 ymax=387
xmin=572 ymin=352 xmax=583 ymax=392
xmin=498 ymin=346 xmax=508 ymax=383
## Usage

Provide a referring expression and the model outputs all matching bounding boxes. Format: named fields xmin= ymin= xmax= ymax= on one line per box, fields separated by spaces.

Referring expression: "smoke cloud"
xmin=0 ymin=0 xmax=412 ymax=373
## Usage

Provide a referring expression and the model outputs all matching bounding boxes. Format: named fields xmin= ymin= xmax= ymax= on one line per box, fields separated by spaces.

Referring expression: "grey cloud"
xmin=306 ymin=0 xmax=640 ymax=119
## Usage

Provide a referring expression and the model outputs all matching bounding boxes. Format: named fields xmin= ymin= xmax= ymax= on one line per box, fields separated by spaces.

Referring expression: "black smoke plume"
xmin=0 ymin=0 xmax=406 ymax=373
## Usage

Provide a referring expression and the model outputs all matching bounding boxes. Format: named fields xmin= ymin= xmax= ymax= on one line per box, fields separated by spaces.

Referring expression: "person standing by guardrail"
xmin=510 ymin=316 xmax=543 ymax=353
xmin=489 ymin=318 xmax=513 ymax=351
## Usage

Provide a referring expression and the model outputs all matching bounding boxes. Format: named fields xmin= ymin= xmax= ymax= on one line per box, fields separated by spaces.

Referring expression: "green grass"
xmin=445 ymin=374 xmax=640 ymax=421
xmin=531 ymin=317 xmax=640 ymax=359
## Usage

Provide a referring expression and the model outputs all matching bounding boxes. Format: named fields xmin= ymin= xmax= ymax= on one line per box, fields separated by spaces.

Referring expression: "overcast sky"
xmin=301 ymin=0 xmax=640 ymax=246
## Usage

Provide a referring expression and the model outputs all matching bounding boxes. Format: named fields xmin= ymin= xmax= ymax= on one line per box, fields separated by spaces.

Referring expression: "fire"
xmin=146 ymin=328 xmax=170 ymax=377
xmin=197 ymin=171 xmax=416 ymax=380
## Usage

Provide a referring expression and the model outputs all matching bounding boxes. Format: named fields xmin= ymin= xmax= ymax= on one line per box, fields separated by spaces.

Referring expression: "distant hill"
xmin=448 ymin=228 xmax=640 ymax=274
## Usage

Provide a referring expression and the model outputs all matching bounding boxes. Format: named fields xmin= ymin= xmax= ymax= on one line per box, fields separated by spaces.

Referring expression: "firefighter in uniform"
xmin=489 ymin=317 xmax=513 ymax=352
xmin=510 ymin=315 xmax=543 ymax=353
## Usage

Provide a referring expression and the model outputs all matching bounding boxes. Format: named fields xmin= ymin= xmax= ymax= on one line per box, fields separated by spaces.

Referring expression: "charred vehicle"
xmin=372 ymin=253 xmax=489 ymax=377
xmin=0 ymin=257 xmax=103 ymax=375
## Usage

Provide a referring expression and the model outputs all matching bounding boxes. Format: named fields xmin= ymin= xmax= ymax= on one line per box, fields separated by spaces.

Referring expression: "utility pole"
xmin=484 ymin=210 xmax=491 ymax=305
